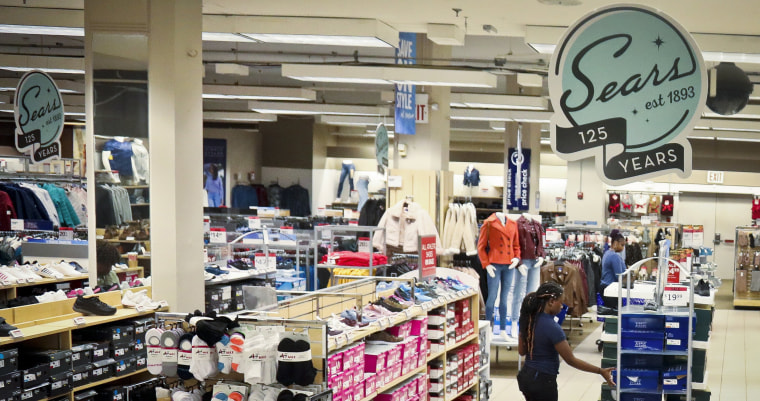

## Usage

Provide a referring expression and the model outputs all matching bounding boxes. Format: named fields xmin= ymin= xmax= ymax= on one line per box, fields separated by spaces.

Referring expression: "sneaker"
xmin=67 ymin=261 xmax=88 ymax=273
xmin=122 ymin=290 xmax=160 ymax=309
xmin=52 ymin=262 xmax=83 ymax=277
xmin=643 ymin=300 xmax=658 ymax=311
xmin=31 ymin=264 xmax=64 ymax=279
xmin=695 ymin=279 xmax=710 ymax=296
xmin=0 ymin=317 xmax=17 ymax=336
xmin=366 ymin=331 xmax=403 ymax=343
xmin=73 ymin=295 xmax=117 ymax=316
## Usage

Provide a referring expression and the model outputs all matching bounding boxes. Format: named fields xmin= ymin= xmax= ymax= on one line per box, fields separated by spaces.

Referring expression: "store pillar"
xmin=147 ymin=0 xmax=204 ymax=310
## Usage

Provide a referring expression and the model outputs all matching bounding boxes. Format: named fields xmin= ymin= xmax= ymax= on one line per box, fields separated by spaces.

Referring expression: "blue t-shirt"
xmin=601 ymin=248 xmax=627 ymax=287
xmin=524 ymin=313 xmax=566 ymax=375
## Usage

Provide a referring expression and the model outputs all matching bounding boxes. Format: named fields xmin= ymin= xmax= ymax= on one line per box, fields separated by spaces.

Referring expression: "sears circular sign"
xmin=549 ymin=5 xmax=706 ymax=184
xmin=14 ymin=71 xmax=64 ymax=163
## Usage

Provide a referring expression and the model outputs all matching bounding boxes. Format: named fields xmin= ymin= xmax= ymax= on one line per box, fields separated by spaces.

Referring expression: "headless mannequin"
xmin=485 ymin=212 xmax=520 ymax=277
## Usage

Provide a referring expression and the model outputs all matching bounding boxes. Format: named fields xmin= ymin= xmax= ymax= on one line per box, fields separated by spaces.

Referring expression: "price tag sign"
xmin=248 ymin=217 xmax=261 ymax=229
xmin=73 ymin=317 xmax=86 ymax=325
xmin=10 ymin=219 xmax=23 ymax=231
xmin=203 ymin=216 xmax=210 ymax=232
xmin=159 ymin=300 xmax=169 ymax=309
xmin=358 ymin=237 xmax=370 ymax=253
xmin=641 ymin=216 xmax=652 ymax=225
xmin=254 ymin=253 xmax=267 ymax=270
xmin=280 ymin=226 xmax=294 ymax=235
xmin=268 ymin=253 xmax=277 ymax=271
xmin=59 ymin=227 xmax=74 ymax=241
xmin=348 ymin=220 xmax=358 ymax=226
xmin=274 ymin=207 xmax=281 ymax=217
xmin=663 ymin=285 xmax=688 ymax=306
xmin=136 ymin=305 xmax=147 ymax=313
xmin=209 ymin=228 xmax=226 ymax=244
xmin=336 ymin=336 xmax=346 ymax=347
xmin=9 ymin=329 xmax=23 ymax=339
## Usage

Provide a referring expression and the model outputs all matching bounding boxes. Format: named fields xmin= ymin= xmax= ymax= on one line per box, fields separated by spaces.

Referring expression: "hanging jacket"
xmin=477 ymin=214 xmax=521 ymax=268
xmin=281 ymin=184 xmax=310 ymax=217
xmin=231 ymin=185 xmax=258 ymax=209
xmin=444 ymin=203 xmax=478 ymax=256
xmin=372 ymin=200 xmax=442 ymax=254
xmin=540 ymin=261 xmax=588 ymax=317
xmin=0 ymin=192 xmax=16 ymax=231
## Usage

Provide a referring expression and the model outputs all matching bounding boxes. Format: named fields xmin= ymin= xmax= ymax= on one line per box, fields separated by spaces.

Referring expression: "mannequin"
xmin=478 ymin=212 xmax=521 ymax=340
xmin=463 ymin=164 xmax=481 ymax=187
xmin=336 ymin=160 xmax=355 ymax=202
xmin=512 ymin=212 xmax=546 ymax=338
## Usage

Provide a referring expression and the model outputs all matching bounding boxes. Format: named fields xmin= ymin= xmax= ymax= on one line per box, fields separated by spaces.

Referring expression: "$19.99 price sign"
xmin=662 ymin=285 xmax=688 ymax=307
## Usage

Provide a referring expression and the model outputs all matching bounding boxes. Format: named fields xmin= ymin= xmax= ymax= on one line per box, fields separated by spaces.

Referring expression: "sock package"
xmin=146 ymin=328 xmax=164 ymax=375
xmin=275 ymin=337 xmax=316 ymax=386
xmin=190 ymin=335 xmax=218 ymax=381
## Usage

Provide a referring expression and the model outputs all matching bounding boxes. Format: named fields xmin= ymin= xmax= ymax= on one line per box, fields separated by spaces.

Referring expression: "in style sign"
xmin=14 ymin=71 xmax=65 ymax=163
xmin=549 ymin=5 xmax=706 ymax=184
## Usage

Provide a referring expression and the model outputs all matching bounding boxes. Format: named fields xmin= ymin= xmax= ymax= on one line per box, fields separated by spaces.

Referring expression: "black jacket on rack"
xmin=282 ymin=184 xmax=310 ymax=217
xmin=0 ymin=184 xmax=49 ymax=222
xmin=359 ymin=198 xmax=386 ymax=227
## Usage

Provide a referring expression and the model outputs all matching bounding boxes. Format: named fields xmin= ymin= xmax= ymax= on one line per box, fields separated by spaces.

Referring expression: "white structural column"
xmin=397 ymin=37 xmax=451 ymax=171
xmin=148 ymin=0 xmax=204 ymax=310
xmin=565 ymin=160 xmax=606 ymax=226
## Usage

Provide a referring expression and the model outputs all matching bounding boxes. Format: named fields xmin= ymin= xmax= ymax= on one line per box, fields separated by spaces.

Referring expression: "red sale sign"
xmin=419 ymin=235 xmax=437 ymax=281
xmin=667 ymin=261 xmax=680 ymax=283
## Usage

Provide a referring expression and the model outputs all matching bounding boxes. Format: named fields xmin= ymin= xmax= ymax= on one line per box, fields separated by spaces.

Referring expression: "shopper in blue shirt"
xmin=600 ymin=229 xmax=627 ymax=307
xmin=517 ymin=282 xmax=615 ymax=401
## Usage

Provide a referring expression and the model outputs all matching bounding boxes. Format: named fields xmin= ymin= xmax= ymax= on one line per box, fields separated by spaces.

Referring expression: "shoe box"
xmin=18 ymin=383 xmax=48 ymax=401
xmin=206 ymin=287 xmax=232 ymax=314
xmin=130 ymin=317 xmax=154 ymax=343
xmin=49 ymin=371 xmax=73 ymax=398
xmin=110 ymin=340 xmax=135 ymax=360
xmin=20 ymin=363 xmax=48 ymax=390
xmin=95 ymin=385 xmax=126 ymax=401
xmin=114 ymin=357 xmax=136 ymax=377
xmin=71 ymin=363 xmax=93 ymax=387
xmin=0 ymin=390 xmax=19 ymax=401
xmin=25 ymin=350 xmax=72 ymax=376
xmin=74 ymin=389 xmax=98 ymax=401
xmin=75 ymin=324 xmax=135 ymax=343
xmin=0 ymin=372 xmax=19 ymax=398
xmin=89 ymin=359 xmax=116 ymax=383
xmin=71 ymin=344 xmax=94 ymax=367
xmin=0 ymin=350 xmax=18 ymax=377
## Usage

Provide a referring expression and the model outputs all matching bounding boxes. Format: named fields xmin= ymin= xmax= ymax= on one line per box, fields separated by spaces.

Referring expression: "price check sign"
xmin=663 ymin=285 xmax=688 ymax=307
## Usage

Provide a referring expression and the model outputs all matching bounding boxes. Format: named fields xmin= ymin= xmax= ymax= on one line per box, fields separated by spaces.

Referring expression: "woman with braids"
xmin=517 ymin=282 xmax=615 ymax=400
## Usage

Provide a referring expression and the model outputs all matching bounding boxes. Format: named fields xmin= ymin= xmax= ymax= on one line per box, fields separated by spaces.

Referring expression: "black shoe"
xmin=73 ymin=295 xmax=117 ymax=316
xmin=0 ymin=317 xmax=17 ymax=336
xmin=695 ymin=279 xmax=710 ymax=296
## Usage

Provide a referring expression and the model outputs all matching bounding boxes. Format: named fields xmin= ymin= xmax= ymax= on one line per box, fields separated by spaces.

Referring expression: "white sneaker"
xmin=499 ymin=331 xmax=511 ymax=341
xmin=114 ymin=264 xmax=129 ymax=270
xmin=52 ymin=262 xmax=83 ymax=277
xmin=83 ymin=287 xmax=95 ymax=296
xmin=0 ymin=267 xmax=24 ymax=283
xmin=511 ymin=325 xmax=519 ymax=338
xmin=31 ymin=264 xmax=64 ymax=279
xmin=141 ymin=277 xmax=152 ymax=287
xmin=122 ymin=290 xmax=159 ymax=309
xmin=17 ymin=265 xmax=43 ymax=281
xmin=54 ymin=290 xmax=68 ymax=301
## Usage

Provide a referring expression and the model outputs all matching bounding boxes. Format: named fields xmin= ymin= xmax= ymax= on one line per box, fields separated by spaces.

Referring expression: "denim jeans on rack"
xmin=508 ymin=259 xmax=541 ymax=325
xmin=486 ymin=263 xmax=515 ymax=330
xmin=357 ymin=177 xmax=369 ymax=211
xmin=337 ymin=162 xmax=355 ymax=198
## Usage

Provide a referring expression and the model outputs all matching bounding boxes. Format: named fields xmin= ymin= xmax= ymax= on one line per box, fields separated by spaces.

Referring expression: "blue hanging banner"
xmin=395 ymin=32 xmax=416 ymax=135
xmin=506 ymin=148 xmax=530 ymax=211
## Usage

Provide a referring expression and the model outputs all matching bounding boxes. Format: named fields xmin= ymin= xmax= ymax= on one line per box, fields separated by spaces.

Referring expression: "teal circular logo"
xmin=14 ymin=71 xmax=64 ymax=163
xmin=549 ymin=5 xmax=706 ymax=184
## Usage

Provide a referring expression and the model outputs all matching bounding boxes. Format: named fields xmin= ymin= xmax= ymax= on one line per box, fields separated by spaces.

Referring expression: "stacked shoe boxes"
xmin=205 ymin=286 xmax=231 ymax=314
xmin=427 ymin=308 xmax=446 ymax=357
xmin=230 ymin=284 xmax=246 ymax=312
xmin=444 ymin=344 xmax=479 ymax=399
xmin=0 ymin=349 xmax=19 ymax=401
xmin=447 ymin=300 xmax=474 ymax=347
xmin=375 ymin=374 xmax=428 ymax=401
xmin=327 ymin=318 xmax=429 ymax=401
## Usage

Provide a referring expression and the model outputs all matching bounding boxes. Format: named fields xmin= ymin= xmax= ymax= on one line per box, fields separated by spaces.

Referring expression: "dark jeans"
xmin=517 ymin=366 xmax=558 ymax=401
xmin=337 ymin=162 xmax=355 ymax=198
xmin=599 ymin=283 xmax=618 ymax=310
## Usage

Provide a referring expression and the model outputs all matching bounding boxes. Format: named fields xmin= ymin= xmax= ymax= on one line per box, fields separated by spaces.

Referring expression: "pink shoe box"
xmin=352 ymin=364 xmax=364 ymax=386
xmin=411 ymin=317 xmax=428 ymax=336
xmin=364 ymin=344 xmax=392 ymax=373
xmin=419 ymin=377 xmax=429 ymax=395
xmin=455 ymin=299 xmax=469 ymax=314
xmin=378 ymin=367 xmax=390 ymax=387
xmin=342 ymin=370 xmax=353 ymax=392
xmin=401 ymin=355 xmax=413 ymax=375
xmin=419 ymin=338 xmax=429 ymax=355
xmin=402 ymin=336 xmax=419 ymax=360
xmin=413 ymin=352 xmax=424 ymax=368
xmin=353 ymin=383 xmax=364 ymax=401
xmin=387 ymin=345 xmax=402 ymax=366
xmin=333 ymin=390 xmax=342 ymax=401
xmin=328 ymin=371 xmax=343 ymax=392
xmin=409 ymin=396 xmax=419 ymax=401
xmin=391 ymin=362 xmax=402 ymax=381
xmin=364 ymin=373 xmax=377 ymax=398
xmin=328 ymin=352 xmax=344 ymax=376
xmin=405 ymin=382 xmax=416 ymax=399
xmin=386 ymin=321 xmax=412 ymax=338
xmin=343 ymin=346 xmax=355 ymax=371
xmin=375 ymin=392 xmax=400 ymax=401
xmin=353 ymin=343 xmax=366 ymax=366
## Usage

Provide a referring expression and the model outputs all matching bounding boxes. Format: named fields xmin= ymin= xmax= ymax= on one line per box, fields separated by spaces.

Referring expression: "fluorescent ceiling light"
xmin=449 ymin=93 xmax=547 ymax=110
xmin=695 ymin=119 xmax=760 ymax=132
xmin=452 ymin=108 xmax=552 ymax=123
xmin=0 ymin=24 xmax=83 ymax=36
xmin=0 ymin=78 xmax=84 ymax=93
xmin=540 ymin=138 xmax=551 ymax=145
xmin=249 ymin=100 xmax=390 ymax=116
xmin=0 ymin=104 xmax=83 ymax=116
xmin=203 ymin=16 xmax=398 ymax=48
xmin=202 ymin=32 xmax=251 ymax=42
xmin=715 ymin=137 xmax=760 ymax=143
xmin=203 ymin=85 xmax=316 ymax=101
xmin=203 ymin=111 xmax=277 ymax=122
xmin=0 ymin=54 xmax=84 ymax=74
xmin=427 ymin=24 xmax=465 ymax=46
xmin=702 ymin=51 xmax=760 ymax=64
xmin=214 ymin=63 xmax=249 ymax=76
xmin=517 ymin=73 xmax=543 ymax=88
xmin=282 ymin=64 xmax=497 ymax=88
xmin=319 ymin=115 xmax=394 ymax=127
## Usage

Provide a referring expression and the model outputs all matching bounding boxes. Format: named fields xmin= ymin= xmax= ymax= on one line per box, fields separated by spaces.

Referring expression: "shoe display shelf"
xmin=313 ymin=225 xmax=386 ymax=289
xmin=602 ymin=255 xmax=713 ymax=401
xmin=103 ymin=237 xmax=151 ymax=278
xmin=0 ymin=287 xmax=163 ymax=401
xmin=732 ymin=226 xmax=760 ymax=308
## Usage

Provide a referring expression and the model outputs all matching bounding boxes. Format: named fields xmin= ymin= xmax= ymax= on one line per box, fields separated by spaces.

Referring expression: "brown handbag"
xmin=739 ymin=233 xmax=750 ymax=247
xmin=737 ymin=269 xmax=749 ymax=293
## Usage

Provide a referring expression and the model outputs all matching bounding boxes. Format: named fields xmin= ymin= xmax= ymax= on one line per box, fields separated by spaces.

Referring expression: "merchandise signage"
xmin=14 ymin=71 xmax=64 ymax=163
xmin=663 ymin=285 xmax=688 ymax=306
xmin=419 ymin=235 xmax=437 ymax=281
xmin=548 ymin=5 xmax=706 ymax=184
xmin=395 ymin=32 xmax=416 ymax=135
xmin=506 ymin=148 xmax=530 ymax=211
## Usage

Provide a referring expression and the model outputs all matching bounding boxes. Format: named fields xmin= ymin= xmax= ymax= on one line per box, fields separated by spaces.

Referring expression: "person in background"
xmin=96 ymin=240 xmax=120 ymax=288
xmin=517 ymin=282 xmax=615 ymax=401
xmin=600 ymin=229 xmax=628 ymax=308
